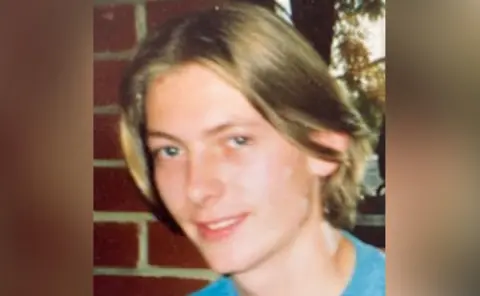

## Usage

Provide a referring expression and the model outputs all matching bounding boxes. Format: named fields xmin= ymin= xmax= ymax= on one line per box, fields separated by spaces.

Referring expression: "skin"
xmin=145 ymin=63 xmax=355 ymax=296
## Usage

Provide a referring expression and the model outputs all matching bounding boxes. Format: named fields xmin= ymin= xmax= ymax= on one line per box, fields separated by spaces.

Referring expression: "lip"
xmin=195 ymin=213 xmax=249 ymax=242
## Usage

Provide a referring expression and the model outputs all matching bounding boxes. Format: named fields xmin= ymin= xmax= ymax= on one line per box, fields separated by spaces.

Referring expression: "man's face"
xmin=145 ymin=64 xmax=321 ymax=274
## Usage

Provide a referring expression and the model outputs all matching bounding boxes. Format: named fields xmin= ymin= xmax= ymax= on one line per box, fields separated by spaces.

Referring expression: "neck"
xmin=233 ymin=216 xmax=354 ymax=296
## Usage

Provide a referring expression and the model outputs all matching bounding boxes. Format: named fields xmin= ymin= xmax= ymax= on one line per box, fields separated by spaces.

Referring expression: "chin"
xmin=204 ymin=253 xmax=249 ymax=274
xmin=201 ymin=247 xmax=258 ymax=275
xmin=207 ymin=262 xmax=238 ymax=275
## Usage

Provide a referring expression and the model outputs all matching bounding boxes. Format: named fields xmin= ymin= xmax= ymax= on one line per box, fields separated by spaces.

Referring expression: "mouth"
xmin=195 ymin=213 xmax=249 ymax=242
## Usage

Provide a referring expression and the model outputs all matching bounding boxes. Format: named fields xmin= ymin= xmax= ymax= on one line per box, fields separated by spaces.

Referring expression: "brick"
xmin=94 ymin=223 xmax=139 ymax=267
xmin=94 ymin=275 xmax=209 ymax=296
xmin=94 ymin=4 xmax=136 ymax=52
xmin=149 ymin=222 xmax=207 ymax=268
xmin=94 ymin=60 xmax=128 ymax=106
xmin=94 ymin=115 xmax=122 ymax=159
xmin=94 ymin=168 xmax=149 ymax=212
xmin=146 ymin=0 xmax=228 ymax=31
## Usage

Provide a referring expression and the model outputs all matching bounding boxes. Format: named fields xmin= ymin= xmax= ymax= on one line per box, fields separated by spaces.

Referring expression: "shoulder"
xmin=190 ymin=276 xmax=236 ymax=296
xmin=342 ymin=232 xmax=385 ymax=296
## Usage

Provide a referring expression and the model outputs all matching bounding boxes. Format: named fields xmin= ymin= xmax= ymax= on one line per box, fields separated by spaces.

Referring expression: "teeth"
xmin=206 ymin=218 xmax=238 ymax=230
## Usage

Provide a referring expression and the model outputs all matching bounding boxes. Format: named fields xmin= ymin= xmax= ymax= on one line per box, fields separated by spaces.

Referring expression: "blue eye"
xmin=157 ymin=146 xmax=181 ymax=158
xmin=228 ymin=136 xmax=251 ymax=148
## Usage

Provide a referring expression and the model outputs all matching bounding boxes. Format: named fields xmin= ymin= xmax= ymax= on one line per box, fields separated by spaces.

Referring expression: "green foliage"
xmin=332 ymin=0 xmax=385 ymax=133
xmin=335 ymin=0 xmax=386 ymax=21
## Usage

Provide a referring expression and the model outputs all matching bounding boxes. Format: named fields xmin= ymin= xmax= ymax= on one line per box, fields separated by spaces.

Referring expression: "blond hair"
xmin=119 ymin=3 xmax=372 ymax=230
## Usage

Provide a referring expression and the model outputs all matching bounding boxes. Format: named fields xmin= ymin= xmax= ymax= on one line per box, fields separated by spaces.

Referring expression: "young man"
xmin=119 ymin=3 xmax=385 ymax=295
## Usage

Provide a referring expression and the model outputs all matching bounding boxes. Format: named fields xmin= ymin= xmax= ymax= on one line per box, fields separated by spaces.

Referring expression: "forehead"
xmin=145 ymin=64 xmax=266 ymax=132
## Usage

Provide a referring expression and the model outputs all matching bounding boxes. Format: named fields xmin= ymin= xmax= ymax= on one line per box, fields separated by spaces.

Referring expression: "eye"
xmin=227 ymin=136 xmax=251 ymax=148
xmin=154 ymin=146 xmax=182 ymax=159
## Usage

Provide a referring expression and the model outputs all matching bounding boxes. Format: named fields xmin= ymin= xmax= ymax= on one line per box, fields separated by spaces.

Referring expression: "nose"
xmin=186 ymin=150 xmax=224 ymax=206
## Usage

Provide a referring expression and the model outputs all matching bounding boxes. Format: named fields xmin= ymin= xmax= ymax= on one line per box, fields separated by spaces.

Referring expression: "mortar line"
xmin=94 ymin=51 xmax=133 ymax=60
xmin=134 ymin=3 xmax=147 ymax=43
xmin=137 ymin=220 xmax=149 ymax=268
xmin=94 ymin=211 xmax=155 ymax=222
xmin=94 ymin=159 xmax=126 ymax=168
xmin=94 ymin=266 xmax=218 ymax=281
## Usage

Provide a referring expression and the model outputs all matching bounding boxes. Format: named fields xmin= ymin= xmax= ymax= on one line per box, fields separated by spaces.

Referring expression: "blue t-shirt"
xmin=190 ymin=232 xmax=385 ymax=296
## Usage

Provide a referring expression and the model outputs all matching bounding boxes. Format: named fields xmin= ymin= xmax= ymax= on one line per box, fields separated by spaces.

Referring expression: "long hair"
xmin=119 ymin=2 xmax=372 ymax=232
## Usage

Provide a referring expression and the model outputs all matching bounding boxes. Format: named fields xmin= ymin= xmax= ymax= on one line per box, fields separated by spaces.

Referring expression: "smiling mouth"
xmin=196 ymin=213 xmax=249 ymax=241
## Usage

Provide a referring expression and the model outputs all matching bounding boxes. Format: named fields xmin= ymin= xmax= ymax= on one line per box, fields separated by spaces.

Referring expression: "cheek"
xmin=279 ymin=164 xmax=312 ymax=209
xmin=272 ymin=154 xmax=314 ymax=215
xmin=154 ymin=167 xmax=187 ymax=215
xmin=279 ymin=152 xmax=312 ymax=193
xmin=237 ymin=149 xmax=311 ymax=208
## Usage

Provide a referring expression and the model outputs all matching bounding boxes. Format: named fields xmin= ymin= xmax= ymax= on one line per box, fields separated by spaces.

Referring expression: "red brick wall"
xmin=94 ymin=1 xmax=227 ymax=295
xmin=94 ymin=1 xmax=384 ymax=295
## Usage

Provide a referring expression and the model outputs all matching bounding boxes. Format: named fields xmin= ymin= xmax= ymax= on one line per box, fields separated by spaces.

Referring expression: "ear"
xmin=307 ymin=130 xmax=350 ymax=177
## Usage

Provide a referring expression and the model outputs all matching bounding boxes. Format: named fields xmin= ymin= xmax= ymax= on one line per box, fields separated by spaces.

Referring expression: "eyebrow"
xmin=146 ymin=121 xmax=260 ymax=143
